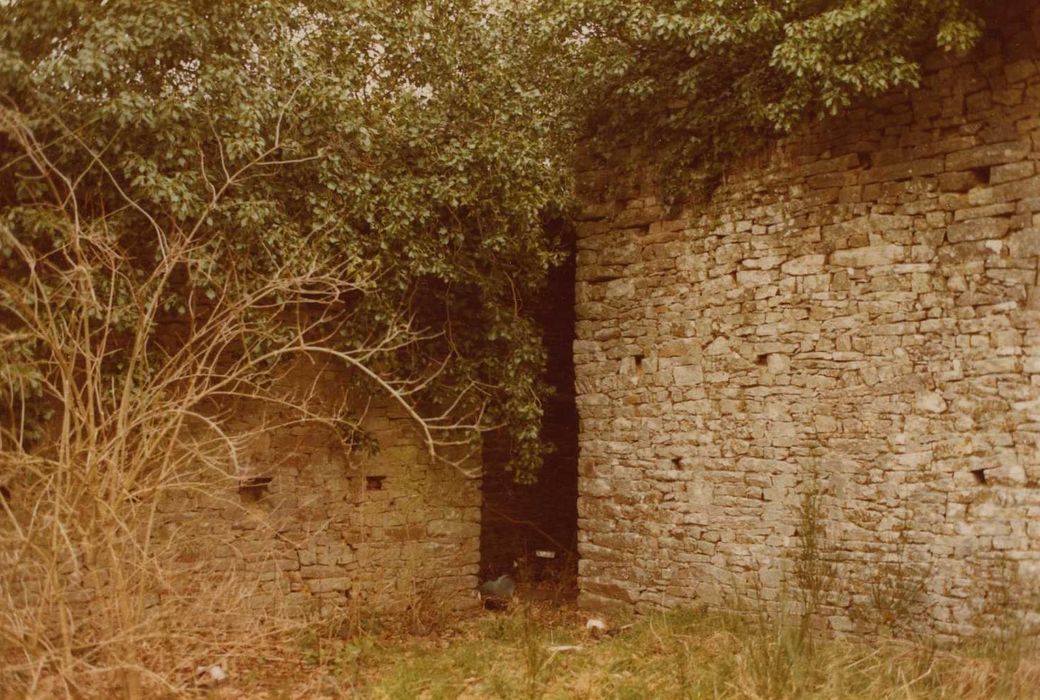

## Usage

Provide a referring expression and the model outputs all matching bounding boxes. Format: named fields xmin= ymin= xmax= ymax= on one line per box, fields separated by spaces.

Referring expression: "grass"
xmin=219 ymin=604 xmax=1040 ymax=700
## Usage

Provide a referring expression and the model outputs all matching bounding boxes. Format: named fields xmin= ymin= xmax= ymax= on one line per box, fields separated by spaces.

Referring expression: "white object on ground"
xmin=196 ymin=665 xmax=228 ymax=684
xmin=547 ymin=644 xmax=583 ymax=652
xmin=478 ymin=573 xmax=516 ymax=599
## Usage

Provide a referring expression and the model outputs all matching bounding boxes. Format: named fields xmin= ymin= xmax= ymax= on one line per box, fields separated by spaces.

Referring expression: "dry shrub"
xmin=0 ymin=106 xmax=482 ymax=698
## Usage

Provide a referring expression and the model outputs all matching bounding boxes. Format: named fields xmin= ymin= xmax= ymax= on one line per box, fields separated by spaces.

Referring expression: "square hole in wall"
xmin=971 ymin=468 xmax=988 ymax=486
xmin=366 ymin=475 xmax=386 ymax=491
xmin=971 ymin=166 xmax=991 ymax=185
xmin=239 ymin=476 xmax=273 ymax=503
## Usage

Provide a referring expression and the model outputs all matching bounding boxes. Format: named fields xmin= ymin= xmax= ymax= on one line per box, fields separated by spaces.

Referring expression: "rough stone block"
xmin=991 ymin=161 xmax=1035 ymax=184
xmin=781 ymin=254 xmax=826 ymax=276
xmin=945 ymin=141 xmax=1031 ymax=171
xmin=673 ymin=365 xmax=704 ymax=386
xmin=1008 ymin=229 xmax=1040 ymax=257
xmin=915 ymin=391 xmax=948 ymax=413
xmin=830 ymin=245 xmax=905 ymax=267
xmin=946 ymin=217 xmax=1011 ymax=242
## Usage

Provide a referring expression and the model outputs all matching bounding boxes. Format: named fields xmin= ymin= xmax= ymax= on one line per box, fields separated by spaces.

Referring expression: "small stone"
xmin=781 ymin=254 xmax=826 ymax=276
xmin=196 ymin=665 xmax=228 ymax=686
xmin=674 ymin=365 xmax=703 ymax=386
xmin=766 ymin=354 xmax=790 ymax=373
xmin=946 ymin=141 xmax=1031 ymax=171
xmin=1004 ymin=59 xmax=1038 ymax=84
xmin=1008 ymin=229 xmax=1040 ymax=258
xmin=604 ymin=278 xmax=635 ymax=299
xmin=946 ymin=218 xmax=1010 ymax=243
xmin=736 ymin=269 xmax=773 ymax=286
xmin=706 ymin=337 xmax=729 ymax=355
xmin=990 ymin=161 xmax=1034 ymax=184
xmin=743 ymin=255 xmax=784 ymax=270
xmin=915 ymin=391 xmax=948 ymax=414
xmin=830 ymin=245 xmax=904 ymax=267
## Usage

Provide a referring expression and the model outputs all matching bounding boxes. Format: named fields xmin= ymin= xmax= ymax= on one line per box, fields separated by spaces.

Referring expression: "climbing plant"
xmin=541 ymin=0 xmax=983 ymax=198
xmin=1 ymin=0 xmax=987 ymax=480
xmin=1 ymin=3 xmax=578 ymax=691
xmin=0 ymin=0 xmax=579 ymax=481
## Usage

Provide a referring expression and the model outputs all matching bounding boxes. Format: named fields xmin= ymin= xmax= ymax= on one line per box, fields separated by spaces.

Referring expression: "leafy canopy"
xmin=1 ymin=0 xmax=576 ymax=480
xmin=543 ymin=0 xmax=983 ymax=197
xmin=1 ymin=0 xmax=983 ymax=480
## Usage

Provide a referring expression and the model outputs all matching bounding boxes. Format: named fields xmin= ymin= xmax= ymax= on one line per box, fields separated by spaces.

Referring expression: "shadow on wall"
xmin=480 ymin=222 xmax=579 ymax=594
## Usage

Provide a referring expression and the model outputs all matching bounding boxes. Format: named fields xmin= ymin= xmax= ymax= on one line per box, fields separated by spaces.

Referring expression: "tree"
xmin=0 ymin=2 xmax=578 ymax=693
xmin=542 ymin=0 xmax=983 ymax=197
xmin=1 ymin=0 xmax=577 ymax=481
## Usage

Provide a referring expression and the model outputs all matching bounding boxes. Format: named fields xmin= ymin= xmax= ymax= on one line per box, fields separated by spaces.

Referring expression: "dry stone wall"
xmin=164 ymin=361 xmax=481 ymax=618
xmin=574 ymin=3 xmax=1040 ymax=642
xmin=101 ymin=359 xmax=482 ymax=621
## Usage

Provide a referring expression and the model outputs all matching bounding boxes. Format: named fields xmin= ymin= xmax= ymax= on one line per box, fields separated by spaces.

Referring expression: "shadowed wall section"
xmin=13 ymin=361 xmax=484 ymax=623
xmin=481 ymin=231 xmax=579 ymax=592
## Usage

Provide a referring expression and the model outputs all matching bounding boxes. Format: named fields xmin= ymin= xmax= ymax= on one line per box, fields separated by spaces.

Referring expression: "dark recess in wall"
xmin=480 ymin=221 xmax=579 ymax=594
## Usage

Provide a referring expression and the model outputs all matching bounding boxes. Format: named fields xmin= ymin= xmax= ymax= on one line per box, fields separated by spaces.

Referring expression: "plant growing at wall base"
xmin=0 ymin=102 xmax=455 ymax=697
xmin=792 ymin=479 xmax=835 ymax=646
xmin=850 ymin=507 xmax=932 ymax=638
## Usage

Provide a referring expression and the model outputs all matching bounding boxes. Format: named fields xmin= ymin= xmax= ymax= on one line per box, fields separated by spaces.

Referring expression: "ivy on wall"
xmin=1 ymin=0 xmax=579 ymax=480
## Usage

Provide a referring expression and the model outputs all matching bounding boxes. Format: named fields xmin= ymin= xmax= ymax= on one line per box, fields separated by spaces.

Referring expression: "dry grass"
xmin=206 ymin=603 xmax=1040 ymax=700
xmin=0 ymin=98 xmax=484 ymax=700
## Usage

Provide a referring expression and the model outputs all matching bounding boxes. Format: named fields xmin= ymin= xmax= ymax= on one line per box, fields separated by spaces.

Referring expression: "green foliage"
xmin=0 ymin=0 xmax=578 ymax=479
xmin=543 ymin=0 xmax=983 ymax=200
xmin=1 ymin=0 xmax=987 ymax=481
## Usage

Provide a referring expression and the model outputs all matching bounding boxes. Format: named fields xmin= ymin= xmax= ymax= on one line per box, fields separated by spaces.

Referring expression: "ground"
xmin=203 ymin=598 xmax=1038 ymax=700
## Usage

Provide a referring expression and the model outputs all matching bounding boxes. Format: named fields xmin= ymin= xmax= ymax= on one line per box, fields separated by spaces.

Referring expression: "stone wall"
xmin=156 ymin=359 xmax=482 ymax=618
xmin=574 ymin=2 xmax=1040 ymax=641
xmin=17 ymin=357 xmax=484 ymax=623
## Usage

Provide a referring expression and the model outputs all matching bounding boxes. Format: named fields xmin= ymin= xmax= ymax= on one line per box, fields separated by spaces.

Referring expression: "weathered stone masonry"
xmin=574 ymin=3 xmax=1040 ymax=641
xmin=30 ymin=358 xmax=483 ymax=619
xmin=156 ymin=359 xmax=482 ymax=617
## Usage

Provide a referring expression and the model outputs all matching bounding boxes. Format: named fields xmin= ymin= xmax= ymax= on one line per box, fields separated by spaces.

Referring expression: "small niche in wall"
xmin=365 ymin=475 xmax=386 ymax=491
xmin=971 ymin=166 xmax=991 ymax=185
xmin=971 ymin=468 xmax=988 ymax=486
xmin=634 ymin=354 xmax=645 ymax=372
xmin=672 ymin=456 xmax=684 ymax=469
xmin=239 ymin=475 xmax=273 ymax=503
